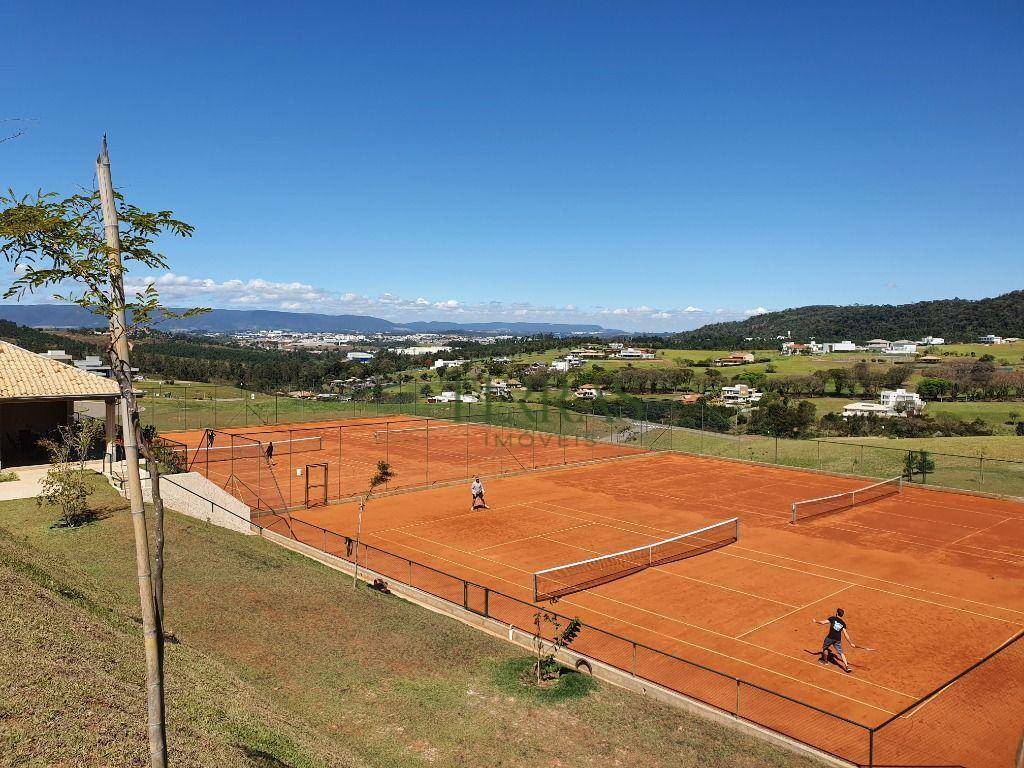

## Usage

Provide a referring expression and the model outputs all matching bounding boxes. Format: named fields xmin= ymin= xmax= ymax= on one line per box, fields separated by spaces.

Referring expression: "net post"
xmin=868 ymin=729 xmax=875 ymax=768
xmin=790 ymin=503 xmax=797 ymax=525
xmin=735 ymin=678 xmax=741 ymax=715
xmin=532 ymin=574 xmax=539 ymax=603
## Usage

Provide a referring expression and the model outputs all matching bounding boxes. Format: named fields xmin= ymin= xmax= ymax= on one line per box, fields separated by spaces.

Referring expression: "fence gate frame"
xmin=304 ymin=462 xmax=329 ymax=507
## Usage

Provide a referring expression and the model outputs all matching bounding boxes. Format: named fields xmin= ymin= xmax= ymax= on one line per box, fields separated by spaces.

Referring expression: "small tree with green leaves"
xmin=353 ymin=461 xmax=395 ymax=587
xmin=915 ymin=450 xmax=936 ymax=484
xmin=38 ymin=419 xmax=104 ymax=527
xmin=903 ymin=450 xmax=917 ymax=481
xmin=532 ymin=610 xmax=583 ymax=685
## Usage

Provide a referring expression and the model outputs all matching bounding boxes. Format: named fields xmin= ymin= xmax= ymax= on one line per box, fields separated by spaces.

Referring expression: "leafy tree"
xmin=747 ymin=394 xmax=816 ymax=438
xmin=531 ymin=610 xmax=583 ymax=685
xmin=352 ymin=461 xmax=395 ymax=587
xmin=1 ymin=165 xmax=202 ymax=767
xmin=916 ymin=377 xmax=953 ymax=401
xmin=915 ymin=451 xmax=936 ymax=483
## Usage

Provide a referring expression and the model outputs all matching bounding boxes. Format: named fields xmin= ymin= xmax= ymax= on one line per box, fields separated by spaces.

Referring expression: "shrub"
xmin=38 ymin=420 xmax=104 ymax=528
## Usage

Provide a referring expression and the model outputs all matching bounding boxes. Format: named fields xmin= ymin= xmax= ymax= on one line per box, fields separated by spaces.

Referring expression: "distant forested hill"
xmin=0 ymin=319 xmax=97 ymax=357
xmin=670 ymin=291 xmax=1024 ymax=349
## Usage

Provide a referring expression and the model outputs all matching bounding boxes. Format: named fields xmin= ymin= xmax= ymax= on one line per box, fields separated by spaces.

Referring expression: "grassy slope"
xmin=0 ymin=475 xmax=821 ymax=768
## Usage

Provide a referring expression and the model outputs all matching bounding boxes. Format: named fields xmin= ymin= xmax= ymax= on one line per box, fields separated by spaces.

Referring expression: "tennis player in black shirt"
xmin=813 ymin=608 xmax=856 ymax=673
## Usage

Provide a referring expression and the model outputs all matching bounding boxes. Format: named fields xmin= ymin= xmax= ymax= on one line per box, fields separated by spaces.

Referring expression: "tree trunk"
xmin=97 ymin=137 xmax=168 ymax=768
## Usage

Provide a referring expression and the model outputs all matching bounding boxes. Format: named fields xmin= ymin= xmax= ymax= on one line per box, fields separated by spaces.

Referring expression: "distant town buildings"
xmin=345 ymin=351 xmax=375 ymax=361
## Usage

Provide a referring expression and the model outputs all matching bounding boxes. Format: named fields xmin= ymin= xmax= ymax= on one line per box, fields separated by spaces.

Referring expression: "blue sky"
xmin=3 ymin=1 xmax=1022 ymax=331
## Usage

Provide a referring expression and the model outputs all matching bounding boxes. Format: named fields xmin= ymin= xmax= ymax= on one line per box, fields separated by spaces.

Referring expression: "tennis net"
xmin=533 ymin=517 xmax=739 ymax=602
xmin=372 ymin=423 xmax=486 ymax=443
xmin=790 ymin=476 xmax=902 ymax=524
xmin=173 ymin=435 xmax=323 ymax=465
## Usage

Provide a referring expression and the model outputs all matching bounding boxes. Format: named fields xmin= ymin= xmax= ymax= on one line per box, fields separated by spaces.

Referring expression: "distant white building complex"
xmin=843 ymin=388 xmax=924 ymax=419
xmin=720 ymin=384 xmax=762 ymax=406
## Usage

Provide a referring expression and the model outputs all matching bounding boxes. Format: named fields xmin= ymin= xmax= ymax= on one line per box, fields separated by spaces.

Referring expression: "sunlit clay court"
xmin=164 ymin=416 xmax=1024 ymax=767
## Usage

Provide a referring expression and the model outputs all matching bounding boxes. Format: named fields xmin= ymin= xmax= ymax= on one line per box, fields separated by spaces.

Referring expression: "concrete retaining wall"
xmin=142 ymin=472 xmax=253 ymax=534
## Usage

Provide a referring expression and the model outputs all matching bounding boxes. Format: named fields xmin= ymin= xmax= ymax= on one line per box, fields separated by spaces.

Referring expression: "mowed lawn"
xmin=0 ymin=475 xmax=824 ymax=768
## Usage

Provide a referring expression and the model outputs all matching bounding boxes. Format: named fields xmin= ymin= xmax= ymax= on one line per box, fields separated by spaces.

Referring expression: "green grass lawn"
xmin=0 ymin=475 xmax=824 ymax=768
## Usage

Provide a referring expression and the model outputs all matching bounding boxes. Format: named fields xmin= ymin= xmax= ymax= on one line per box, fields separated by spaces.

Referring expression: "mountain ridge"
xmin=0 ymin=305 xmax=625 ymax=336
xmin=671 ymin=290 xmax=1024 ymax=347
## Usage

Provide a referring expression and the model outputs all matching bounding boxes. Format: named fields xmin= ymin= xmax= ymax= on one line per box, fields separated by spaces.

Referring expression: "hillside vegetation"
xmin=671 ymin=290 xmax=1024 ymax=348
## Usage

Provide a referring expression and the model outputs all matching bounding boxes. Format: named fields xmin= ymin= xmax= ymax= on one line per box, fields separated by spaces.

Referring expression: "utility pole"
xmin=97 ymin=136 xmax=168 ymax=768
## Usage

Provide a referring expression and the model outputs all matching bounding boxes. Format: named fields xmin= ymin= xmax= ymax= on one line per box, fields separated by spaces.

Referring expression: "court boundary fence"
xmin=139 ymin=387 xmax=1024 ymax=500
xmin=142 ymin=472 xmax=1022 ymax=768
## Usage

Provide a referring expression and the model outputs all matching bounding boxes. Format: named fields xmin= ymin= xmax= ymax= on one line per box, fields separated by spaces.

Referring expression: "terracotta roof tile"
xmin=0 ymin=341 xmax=120 ymax=400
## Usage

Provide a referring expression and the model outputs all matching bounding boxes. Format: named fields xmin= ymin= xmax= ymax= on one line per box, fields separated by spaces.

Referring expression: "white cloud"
xmin=744 ymin=306 xmax=769 ymax=316
xmin=2 ymin=265 xmax=764 ymax=331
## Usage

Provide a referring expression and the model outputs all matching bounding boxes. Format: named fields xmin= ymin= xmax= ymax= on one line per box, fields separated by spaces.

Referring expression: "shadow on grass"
xmin=491 ymin=657 xmax=597 ymax=704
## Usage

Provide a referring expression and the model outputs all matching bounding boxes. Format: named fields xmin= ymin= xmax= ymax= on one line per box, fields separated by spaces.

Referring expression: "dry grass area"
xmin=0 ymin=474 xmax=825 ymax=768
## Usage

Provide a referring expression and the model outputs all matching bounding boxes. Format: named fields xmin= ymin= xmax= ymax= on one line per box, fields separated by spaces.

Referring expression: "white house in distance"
xmin=482 ymin=380 xmax=513 ymax=399
xmin=780 ymin=341 xmax=823 ymax=355
xmin=842 ymin=402 xmax=896 ymax=418
xmin=346 ymin=350 xmax=375 ymax=362
xmin=865 ymin=339 xmax=891 ymax=351
xmin=979 ymin=334 xmax=1005 ymax=345
xmin=919 ymin=336 xmax=945 ymax=345
xmin=427 ymin=391 xmax=479 ymax=404
xmin=880 ymin=388 xmax=924 ymax=413
xmin=550 ymin=355 xmax=584 ymax=373
xmin=821 ymin=341 xmax=858 ymax=353
xmin=883 ymin=342 xmax=918 ymax=356
xmin=616 ymin=347 xmax=656 ymax=360
xmin=433 ymin=358 xmax=469 ymax=370
xmin=574 ymin=386 xmax=602 ymax=400
xmin=843 ymin=388 xmax=924 ymax=419
xmin=720 ymin=384 xmax=762 ymax=406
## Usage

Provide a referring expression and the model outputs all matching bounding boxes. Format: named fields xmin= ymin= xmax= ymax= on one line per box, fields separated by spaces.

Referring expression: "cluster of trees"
xmin=0 ymin=318 xmax=97 ymax=357
xmin=555 ymin=393 xmax=735 ymax=432
xmin=130 ymin=335 xmax=429 ymax=392
xmin=744 ymin=394 xmax=817 ymax=438
xmin=762 ymin=363 xmax=909 ymax=398
xmin=818 ymin=411 xmax=993 ymax=438
xmin=916 ymin=363 xmax=1024 ymax=401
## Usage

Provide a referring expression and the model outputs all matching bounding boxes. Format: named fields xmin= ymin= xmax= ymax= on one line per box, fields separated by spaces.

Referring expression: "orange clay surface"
xmin=165 ymin=416 xmax=640 ymax=511
xmin=166 ymin=419 xmax=1024 ymax=766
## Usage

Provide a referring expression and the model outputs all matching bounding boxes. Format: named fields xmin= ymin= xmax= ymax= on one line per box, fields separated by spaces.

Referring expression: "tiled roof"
xmin=0 ymin=341 xmax=120 ymax=400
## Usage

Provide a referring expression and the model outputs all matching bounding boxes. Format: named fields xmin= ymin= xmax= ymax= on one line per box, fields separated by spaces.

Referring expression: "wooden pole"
xmin=97 ymin=136 xmax=167 ymax=768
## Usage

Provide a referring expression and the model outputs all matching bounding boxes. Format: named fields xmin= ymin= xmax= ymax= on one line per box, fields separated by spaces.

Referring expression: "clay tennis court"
xmin=163 ymin=415 xmax=641 ymax=511
xmin=165 ymin=418 xmax=1024 ymax=766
